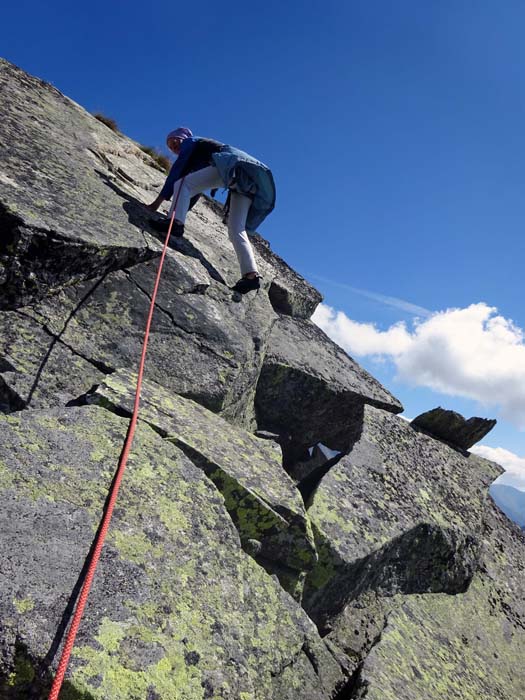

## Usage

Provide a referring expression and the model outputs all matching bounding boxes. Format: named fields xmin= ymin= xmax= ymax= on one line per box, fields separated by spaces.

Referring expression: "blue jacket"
xmin=160 ymin=138 xmax=275 ymax=232
xmin=159 ymin=137 xmax=222 ymax=199
xmin=212 ymin=145 xmax=276 ymax=232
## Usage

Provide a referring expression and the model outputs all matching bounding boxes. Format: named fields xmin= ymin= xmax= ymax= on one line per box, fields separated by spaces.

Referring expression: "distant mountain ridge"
xmin=491 ymin=483 xmax=525 ymax=527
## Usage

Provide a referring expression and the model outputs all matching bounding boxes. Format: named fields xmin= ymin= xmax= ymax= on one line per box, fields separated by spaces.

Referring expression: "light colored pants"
xmin=169 ymin=166 xmax=258 ymax=276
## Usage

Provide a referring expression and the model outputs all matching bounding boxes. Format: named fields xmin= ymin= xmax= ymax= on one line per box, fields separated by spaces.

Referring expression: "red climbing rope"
xmin=48 ymin=185 xmax=185 ymax=700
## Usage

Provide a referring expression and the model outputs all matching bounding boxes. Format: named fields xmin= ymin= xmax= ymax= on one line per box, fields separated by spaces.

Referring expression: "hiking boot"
xmin=231 ymin=275 xmax=261 ymax=294
xmin=149 ymin=218 xmax=185 ymax=238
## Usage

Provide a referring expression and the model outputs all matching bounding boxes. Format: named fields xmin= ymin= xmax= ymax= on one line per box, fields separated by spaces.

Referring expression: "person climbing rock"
xmin=146 ymin=127 xmax=276 ymax=294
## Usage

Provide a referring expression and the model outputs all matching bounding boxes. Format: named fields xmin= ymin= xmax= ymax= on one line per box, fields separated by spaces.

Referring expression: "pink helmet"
xmin=166 ymin=127 xmax=193 ymax=143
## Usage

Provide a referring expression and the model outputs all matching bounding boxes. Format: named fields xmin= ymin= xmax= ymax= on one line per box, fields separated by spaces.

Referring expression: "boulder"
xmin=349 ymin=500 xmax=525 ymax=700
xmin=411 ymin=406 xmax=497 ymax=450
xmin=255 ymin=316 xmax=403 ymax=457
xmin=88 ymin=368 xmax=317 ymax=595
xmin=303 ymin=405 xmax=502 ymax=628
xmin=251 ymin=232 xmax=323 ymax=318
xmin=0 ymin=406 xmax=344 ymax=699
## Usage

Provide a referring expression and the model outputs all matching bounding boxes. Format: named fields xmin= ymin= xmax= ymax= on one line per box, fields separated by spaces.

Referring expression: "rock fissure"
xmin=122 ymin=269 xmax=240 ymax=369
xmin=0 ymin=216 xmax=159 ymax=310
xmin=15 ymin=310 xmax=115 ymax=377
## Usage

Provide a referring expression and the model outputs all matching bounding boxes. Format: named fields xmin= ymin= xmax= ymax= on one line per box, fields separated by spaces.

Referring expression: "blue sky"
xmin=2 ymin=1 xmax=524 ymax=487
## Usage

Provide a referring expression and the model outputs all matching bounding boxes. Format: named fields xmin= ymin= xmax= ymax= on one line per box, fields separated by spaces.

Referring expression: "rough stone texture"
xmin=255 ymin=316 xmax=403 ymax=456
xmin=303 ymin=405 xmax=502 ymax=628
xmin=0 ymin=307 xmax=107 ymax=412
xmin=411 ymin=406 xmax=497 ymax=450
xmin=2 ymin=58 xmax=525 ymax=700
xmin=352 ymin=500 xmax=525 ymax=700
xmin=0 ymin=407 xmax=344 ymax=699
xmin=88 ymin=368 xmax=317 ymax=594
xmin=0 ymin=58 xmax=162 ymax=309
xmin=288 ymin=445 xmax=333 ymax=485
xmin=6 ymin=256 xmax=276 ymax=428
xmin=250 ymin=233 xmax=323 ymax=318
xmin=0 ymin=58 xmax=322 ymax=321
xmin=186 ymin=197 xmax=323 ymax=319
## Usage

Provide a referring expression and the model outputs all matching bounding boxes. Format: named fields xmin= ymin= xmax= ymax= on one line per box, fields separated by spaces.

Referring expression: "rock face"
xmin=0 ymin=408 xmax=343 ymax=699
xmin=351 ymin=500 xmax=525 ymax=699
xmin=303 ymin=405 xmax=497 ymax=629
xmin=1 ymin=58 xmax=524 ymax=700
xmin=255 ymin=316 xmax=403 ymax=460
xmin=411 ymin=406 xmax=497 ymax=450
xmin=89 ymin=368 xmax=317 ymax=598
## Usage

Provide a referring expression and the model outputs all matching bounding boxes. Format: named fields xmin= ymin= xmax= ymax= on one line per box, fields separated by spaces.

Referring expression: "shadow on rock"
xmin=0 ymin=639 xmax=95 ymax=700
xmin=94 ymin=171 xmax=228 ymax=286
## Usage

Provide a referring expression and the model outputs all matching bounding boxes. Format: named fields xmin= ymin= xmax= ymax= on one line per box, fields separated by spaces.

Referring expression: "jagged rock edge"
xmin=0 ymin=203 xmax=160 ymax=310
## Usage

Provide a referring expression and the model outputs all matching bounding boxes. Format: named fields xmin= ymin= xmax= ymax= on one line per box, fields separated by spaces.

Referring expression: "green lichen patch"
xmin=359 ymin=575 xmax=525 ymax=700
xmin=304 ymin=405 xmax=500 ymax=623
xmin=89 ymin=369 xmax=317 ymax=582
xmin=0 ymin=308 xmax=105 ymax=410
xmin=0 ymin=405 xmax=341 ymax=699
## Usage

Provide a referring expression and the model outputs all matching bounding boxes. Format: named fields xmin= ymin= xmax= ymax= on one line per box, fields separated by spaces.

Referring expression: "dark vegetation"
xmin=93 ymin=114 xmax=171 ymax=173
xmin=138 ymin=145 xmax=171 ymax=173
xmin=93 ymin=112 xmax=119 ymax=133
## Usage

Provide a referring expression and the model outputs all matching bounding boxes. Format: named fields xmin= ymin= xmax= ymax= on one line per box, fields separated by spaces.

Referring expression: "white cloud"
xmin=471 ymin=445 xmax=525 ymax=491
xmin=312 ymin=302 xmax=525 ymax=428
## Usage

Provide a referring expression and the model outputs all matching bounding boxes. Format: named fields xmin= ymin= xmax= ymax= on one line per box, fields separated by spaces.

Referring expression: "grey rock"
xmin=0 ymin=58 xmax=163 ymax=309
xmin=353 ymin=500 xmax=525 ymax=700
xmin=289 ymin=444 xmax=335 ymax=484
xmin=411 ymin=406 xmax=497 ymax=450
xmin=187 ymin=197 xmax=323 ymax=319
xmin=255 ymin=316 xmax=403 ymax=457
xmin=250 ymin=232 xmax=323 ymax=318
xmin=88 ymin=368 xmax=317 ymax=595
xmin=14 ymin=254 xmax=276 ymax=427
xmin=3 ymin=58 xmax=525 ymax=700
xmin=303 ymin=405 xmax=502 ymax=628
xmin=0 ymin=406 xmax=344 ymax=699
xmin=0 ymin=307 xmax=106 ymax=411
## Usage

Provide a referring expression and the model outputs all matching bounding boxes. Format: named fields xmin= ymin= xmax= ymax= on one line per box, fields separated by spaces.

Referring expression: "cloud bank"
xmin=471 ymin=445 xmax=525 ymax=491
xmin=312 ymin=302 xmax=525 ymax=428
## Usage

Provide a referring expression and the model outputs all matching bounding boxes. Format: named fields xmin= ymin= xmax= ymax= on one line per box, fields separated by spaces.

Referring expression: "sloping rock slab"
xmin=251 ymin=232 xmax=323 ymax=318
xmin=186 ymin=196 xmax=323 ymax=318
xmin=303 ymin=405 xmax=502 ymax=628
xmin=89 ymin=369 xmax=317 ymax=586
xmin=0 ymin=308 xmax=106 ymax=412
xmin=255 ymin=316 xmax=403 ymax=455
xmin=19 ymin=253 xmax=276 ymax=427
xmin=0 ymin=406 xmax=344 ymax=699
xmin=411 ymin=406 xmax=497 ymax=450
xmin=0 ymin=59 xmax=166 ymax=309
xmin=352 ymin=500 xmax=525 ymax=700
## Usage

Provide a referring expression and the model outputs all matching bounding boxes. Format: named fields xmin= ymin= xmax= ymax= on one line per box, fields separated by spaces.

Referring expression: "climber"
xmin=146 ymin=127 xmax=276 ymax=294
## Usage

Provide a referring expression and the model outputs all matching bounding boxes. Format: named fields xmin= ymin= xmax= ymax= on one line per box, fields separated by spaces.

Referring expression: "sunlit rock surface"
xmin=1 ymin=58 xmax=524 ymax=700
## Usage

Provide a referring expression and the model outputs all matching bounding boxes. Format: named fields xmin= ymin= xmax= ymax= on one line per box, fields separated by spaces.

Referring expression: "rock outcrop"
xmin=0 ymin=407 xmax=343 ymax=699
xmin=88 ymin=368 xmax=317 ymax=598
xmin=411 ymin=406 xmax=497 ymax=450
xmin=255 ymin=316 xmax=403 ymax=462
xmin=303 ymin=405 xmax=497 ymax=628
xmin=1 ymin=57 xmax=524 ymax=700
